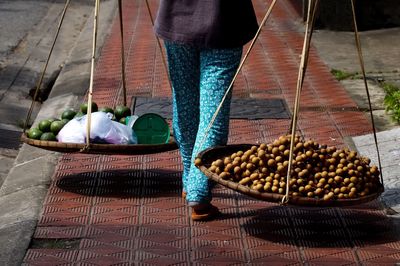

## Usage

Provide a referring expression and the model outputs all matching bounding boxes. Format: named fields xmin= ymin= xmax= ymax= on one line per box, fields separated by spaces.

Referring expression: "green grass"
xmin=382 ymin=82 xmax=400 ymax=123
xmin=330 ymin=68 xmax=400 ymax=124
xmin=330 ymin=69 xmax=357 ymax=81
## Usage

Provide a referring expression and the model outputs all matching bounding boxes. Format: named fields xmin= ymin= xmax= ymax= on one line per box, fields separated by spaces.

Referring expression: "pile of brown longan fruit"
xmin=196 ymin=135 xmax=381 ymax=201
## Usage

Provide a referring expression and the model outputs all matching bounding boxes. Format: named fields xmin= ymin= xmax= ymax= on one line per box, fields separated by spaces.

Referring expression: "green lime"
xmin=48 ymin=118 xmax=59 ymax=123
xmin=119 ymin=117 xmax=126 ymax=124
xmin=50 ymin=120 xmax=65 ymax=135
xmin=114 ymin=105 xmax=131 ymax=121
xmin=74 ymin=112 xmax=84 ymax=118
xmin=80 ymin=102 xmax=98 ymax=114
xmin=99 ymin=106 xmax=114 ymax=114
xmin=61 ymin=119 xmax=70 ymax=125
xmin=61 ymin=109 xmax=77 ymax=120
xmin=27 ymin=128 xmax=43 ymax=140
xmin=38 ymin=120 xmax=52 ymax=132
xmin=40 ymin=132 xmax=57 ymax=141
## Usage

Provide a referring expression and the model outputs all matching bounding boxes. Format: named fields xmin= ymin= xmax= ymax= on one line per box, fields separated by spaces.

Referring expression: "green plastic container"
xmin=132 ymin=113 xmax=170 ymax=144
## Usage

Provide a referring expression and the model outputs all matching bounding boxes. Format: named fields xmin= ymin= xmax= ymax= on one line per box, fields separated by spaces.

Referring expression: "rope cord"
xmin=115 ymin=0 xmax=172 ymax=111
xmin=282 ymin=0 xmax=319 ymax=205
xmin=23 ymin=0 xmax=71 ymax=133
xmin=194 ymin=0 xmax=277 ymax=158
xmin=144 ymin=0 xmax=173 ymax=94
xmin=288 ymin=0 xmax=319 ymax=134
xmin=118 ymin=0 xmax=127 ymax=107
xmin=350 ymin=0 xmax=384 ymax=186
xmin=84 ymin=0 xmax=100 ymax=150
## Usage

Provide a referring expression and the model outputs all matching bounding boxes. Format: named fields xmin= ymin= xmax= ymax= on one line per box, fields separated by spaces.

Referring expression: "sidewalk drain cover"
xmin=0 ymin=129 xmax=22 ymax=150
xmin=132 ymin=97 xmax=290 ymax=120
xmin=30 ymin=238 xmax=81 ymax=249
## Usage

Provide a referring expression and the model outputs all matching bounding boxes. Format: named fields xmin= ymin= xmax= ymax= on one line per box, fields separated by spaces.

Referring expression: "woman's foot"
xmin=189 ymin=202 xmax=220 ymax=221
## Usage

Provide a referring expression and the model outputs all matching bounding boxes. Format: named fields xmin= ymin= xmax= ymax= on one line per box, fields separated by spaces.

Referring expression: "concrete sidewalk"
xmin=1 ymin=0 xmax=399 ymax=265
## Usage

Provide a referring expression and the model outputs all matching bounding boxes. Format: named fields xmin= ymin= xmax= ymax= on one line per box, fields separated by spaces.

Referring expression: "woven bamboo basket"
xmin=196 ymin=144 xmax=384 ymax=207
xmin=21 ymin=133 xmax=177 ymax=155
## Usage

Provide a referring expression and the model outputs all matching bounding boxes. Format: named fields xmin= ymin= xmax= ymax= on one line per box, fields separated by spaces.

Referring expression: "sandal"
xmin=191 ymin=204 xmax=220 ymax=221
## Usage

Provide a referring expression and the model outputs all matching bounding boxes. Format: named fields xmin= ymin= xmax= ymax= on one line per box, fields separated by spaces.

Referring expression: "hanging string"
xmin=115 ymin=0 xmax=172 ymax=110
xmin=118 ymin=0 xmax=127 ymax=107
xmin=350 ymin=0 xmax=384 ymax=186
xmin=288 ymin=0 xmax=319 ymax=134
xmin=23 ymin=0 xmax=71 ymax=133
xmin=83 ymin=0 xmax=100 ymax=151
xmin=144 ymin=0 xmax=173 ymax=93
xmin=282 ymin=0 xmax=319 ymax=205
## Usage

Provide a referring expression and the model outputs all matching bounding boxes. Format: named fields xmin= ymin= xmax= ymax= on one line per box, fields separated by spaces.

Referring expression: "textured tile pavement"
xmin=353 ymin=128 xmax=400 ymax=215
xmin=23 ymin=0 xmax=400 ymax=265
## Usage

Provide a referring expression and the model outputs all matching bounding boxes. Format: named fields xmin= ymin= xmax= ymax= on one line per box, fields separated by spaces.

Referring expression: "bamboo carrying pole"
xmin=21 ymin=0 xmax=383 ymax=180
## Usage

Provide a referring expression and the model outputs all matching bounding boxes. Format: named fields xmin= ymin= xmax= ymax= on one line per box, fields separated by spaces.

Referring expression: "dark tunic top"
xmin=154 ymin=0 xmax=259 ymax=49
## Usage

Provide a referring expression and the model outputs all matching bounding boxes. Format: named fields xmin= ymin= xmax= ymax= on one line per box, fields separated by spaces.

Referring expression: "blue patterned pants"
xmin=164 ymin=41 xmax=243 ymax=204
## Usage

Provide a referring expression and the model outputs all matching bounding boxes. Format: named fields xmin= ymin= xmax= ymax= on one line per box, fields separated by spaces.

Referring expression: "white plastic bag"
xmin=103 ymin=119 xmax=137 ymax=144
xmin=57 ymin=111 xmax=137 ymax=144
xmin=57 ymin=118 xmax=85 ymax=143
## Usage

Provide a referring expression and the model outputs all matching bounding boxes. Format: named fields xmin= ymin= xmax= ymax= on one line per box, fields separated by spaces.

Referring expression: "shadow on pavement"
xmin=55 ymin=169 xmax=182 ymax=198
xmin=240 ymin=204 xmax=400 ymax=248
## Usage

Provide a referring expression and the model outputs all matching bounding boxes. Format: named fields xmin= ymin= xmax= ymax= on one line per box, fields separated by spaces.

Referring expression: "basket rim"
xmin=196 ymin=144 xmax=384 ymax=207
xmin=21 ymin=133 xmax=178 ymax=155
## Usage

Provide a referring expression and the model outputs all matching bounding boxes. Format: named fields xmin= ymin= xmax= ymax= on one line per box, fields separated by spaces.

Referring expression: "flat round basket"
xmin=21 ymin=133 xmax=178 ymax=155
xmin=196 ymin=144 xmax=384 ymax=207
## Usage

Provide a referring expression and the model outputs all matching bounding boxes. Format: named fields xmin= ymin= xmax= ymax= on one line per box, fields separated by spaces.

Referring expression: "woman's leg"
xmin=186 ymin=47 xmax=243 ymax=204
xmin=164 ymin=42 xmax=200 ymax=193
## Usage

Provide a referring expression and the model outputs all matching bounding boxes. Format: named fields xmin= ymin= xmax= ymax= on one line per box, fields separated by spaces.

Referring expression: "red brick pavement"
xmin=23 ymin=0 xmax=400 ymax=265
